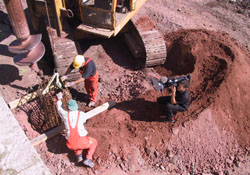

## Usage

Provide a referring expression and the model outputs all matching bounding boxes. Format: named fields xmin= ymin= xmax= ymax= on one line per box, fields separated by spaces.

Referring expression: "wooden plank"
xmin=31 ymin=100 xmax=116 ymax=146
xmin=31 ymin=125 xmax=65 ymax=146
xmin=8 ymin=92 xmax=39 ymax=109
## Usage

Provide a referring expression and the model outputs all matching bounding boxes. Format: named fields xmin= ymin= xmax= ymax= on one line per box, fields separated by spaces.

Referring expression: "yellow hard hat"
xmin=73 ymin=55 xmax=85 ymax=69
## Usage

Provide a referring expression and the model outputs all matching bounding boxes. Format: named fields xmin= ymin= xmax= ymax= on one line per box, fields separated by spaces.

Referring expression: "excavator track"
xmin=124 ymin=16 xmax=167 ymax=67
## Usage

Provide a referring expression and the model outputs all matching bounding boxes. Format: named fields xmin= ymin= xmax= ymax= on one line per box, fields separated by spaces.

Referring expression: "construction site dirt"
xmin=1 ymin=0 xmax=250 ymax=175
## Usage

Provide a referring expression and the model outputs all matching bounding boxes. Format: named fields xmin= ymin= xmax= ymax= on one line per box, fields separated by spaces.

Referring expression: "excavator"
xmin=4 ymin=0 xmax=167 ymax=79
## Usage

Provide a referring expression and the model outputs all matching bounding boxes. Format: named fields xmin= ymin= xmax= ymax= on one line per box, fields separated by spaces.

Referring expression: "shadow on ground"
xmin=0 ymin=64 xmax=22 ymax=85
xmin=115 ymin=98 xmax=163 ymax=122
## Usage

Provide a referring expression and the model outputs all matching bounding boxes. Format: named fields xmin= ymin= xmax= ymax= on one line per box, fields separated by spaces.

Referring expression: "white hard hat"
xmin=73 ymin=55 xmax=85 ymax=69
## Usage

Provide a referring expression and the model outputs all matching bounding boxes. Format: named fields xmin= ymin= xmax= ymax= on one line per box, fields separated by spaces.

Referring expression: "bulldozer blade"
xmin=152 ymin=77 xmax=164 ymax=91
xmin=14 ymin=42 xmax=45 ymax=66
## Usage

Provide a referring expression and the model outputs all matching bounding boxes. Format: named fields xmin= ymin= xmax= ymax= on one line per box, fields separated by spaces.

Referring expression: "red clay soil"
xmin=13 ymin=29 xmax=250 ymax=175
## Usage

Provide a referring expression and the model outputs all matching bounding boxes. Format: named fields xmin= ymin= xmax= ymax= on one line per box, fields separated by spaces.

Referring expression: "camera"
xmin=152 ymin=74 xmax=191 ymax=92
xmin=161 ymin=74 xmax=191 ymax=88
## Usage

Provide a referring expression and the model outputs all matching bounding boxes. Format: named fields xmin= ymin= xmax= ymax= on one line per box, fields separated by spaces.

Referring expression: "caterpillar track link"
xmin=124 ymin=16 xmax=167 ymax=67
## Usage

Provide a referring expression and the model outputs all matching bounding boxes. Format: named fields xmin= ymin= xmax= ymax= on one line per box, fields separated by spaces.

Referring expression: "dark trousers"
xmin=157 ymin=96 xmax=186 ymax=120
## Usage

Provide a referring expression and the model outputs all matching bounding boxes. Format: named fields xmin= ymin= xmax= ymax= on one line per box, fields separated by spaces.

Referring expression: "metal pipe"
xmin=3 ymin=0 xmax=30 ymax=41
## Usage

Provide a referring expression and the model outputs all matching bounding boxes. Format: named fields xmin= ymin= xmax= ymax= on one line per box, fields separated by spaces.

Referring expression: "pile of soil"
xmin=13 ymin=29 xmax=250 ymax=175
xmin=1 ymin=0 xmax=250 ymax=174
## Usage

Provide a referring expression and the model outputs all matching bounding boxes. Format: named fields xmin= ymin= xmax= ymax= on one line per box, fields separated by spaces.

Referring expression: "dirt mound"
xmin=86 ymin=29 xmax=250 ymax=174
xmin=14 ymin=29 xmax=250 ymax=174
xmin=155 ymin=30 xmax=237 ymax=124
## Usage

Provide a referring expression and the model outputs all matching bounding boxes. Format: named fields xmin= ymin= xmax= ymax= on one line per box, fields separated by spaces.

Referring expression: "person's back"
xmin=175 ymin=87 xmax=190 ymax=110
xmin=56 ymin=93 xmax=97 ymax=168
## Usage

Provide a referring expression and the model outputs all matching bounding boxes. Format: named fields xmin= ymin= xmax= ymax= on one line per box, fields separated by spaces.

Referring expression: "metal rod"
xmin=3 ymin=0 xmax=30 ymax=41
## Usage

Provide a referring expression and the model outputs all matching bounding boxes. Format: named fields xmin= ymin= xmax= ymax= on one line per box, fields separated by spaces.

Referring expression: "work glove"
xmin=65 ymin=82 xmax=75 ymax=87
xmin=60 ymin=75 xmax=67 ymax=81
xmin=56 ymin=92 xmax=63 ymax=100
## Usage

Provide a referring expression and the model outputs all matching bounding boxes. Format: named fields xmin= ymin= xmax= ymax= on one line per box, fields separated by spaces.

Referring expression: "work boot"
xmin=83 ymin=158 xmax=95 ymax=168
xmin=76 ymin=154 xmax=83 ymax=163
xmin=88 ymin=101 xmax=95 ymax=107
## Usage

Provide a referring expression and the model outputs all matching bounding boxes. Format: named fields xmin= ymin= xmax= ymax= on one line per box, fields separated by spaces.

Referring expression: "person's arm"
xmin=73 ymin=77 xmax=85 ymax=84
xmin=66 ymin=77 xmax=85 ymax=87
xmin=78 ymin=111 xmax=95 ymax=126
xmin=56 ymin=100 xmax=68 ymax=121
xmin=64 ymin=63 xmax=74 ymax=75
xmin=171 ymin=86 xmax=177 ymax=104
xmin=56 ymin=93 xmax=67 ymax=119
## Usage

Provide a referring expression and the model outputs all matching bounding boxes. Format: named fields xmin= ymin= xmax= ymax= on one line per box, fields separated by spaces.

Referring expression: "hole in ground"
xmin=163 ymin=38 xmax=196 ymax=75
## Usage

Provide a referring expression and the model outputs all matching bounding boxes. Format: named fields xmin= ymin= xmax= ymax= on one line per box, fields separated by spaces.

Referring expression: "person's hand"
xmin=60 ymin=75 xmax=67 ymax=81
xmin=171 ymin=85 xmax=176 ymax=94
xmin=56 ymin=92 xmax=63 ymax=100
xmin=52 ymin=97 xmax=57 ymax=104
xmin=65 ymin=82 xmax=75 ymax=87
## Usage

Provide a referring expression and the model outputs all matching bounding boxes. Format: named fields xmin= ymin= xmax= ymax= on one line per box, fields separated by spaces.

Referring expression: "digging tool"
xmin=30 ymin=100 xmax=116 ymax=146
xmin=3 ymin=0 xmax=45 ymax=66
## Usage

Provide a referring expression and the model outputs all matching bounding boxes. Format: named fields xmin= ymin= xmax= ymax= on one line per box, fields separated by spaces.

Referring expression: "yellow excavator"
xmin=15 ymin=0 xmax=167 ymax=78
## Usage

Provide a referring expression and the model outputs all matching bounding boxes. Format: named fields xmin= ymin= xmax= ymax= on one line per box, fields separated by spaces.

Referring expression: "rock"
xmin=182 ymin=122 xmax=186 ymax=127
xmin=128 ymin=164 xmax=136 ymax=172
xmin=234 ymin=160 xmax=241 ymax=167
xmin=224 ymin=170 xmax=229 ymax=175
xmin=167 ymin=151 xmax=174 ymax=158
xmin=64 ymin=160 xmax=71 ymax=167
xmin=237 ymin=156 xmax=244 ymax=162
xmin=145 ymin=147 xmax=154 ymax=158
xmin=229 ymin=0 xmax=236 ymax=3
xmin=137 ymin=156 xmax=144 ymax=166
xmin=37 ymin=70 xmax=43 ymax=76
xmin=119 ymin=162 xmax=126 ymax=171
xmin=96 ymin=157 xmax=101 ymax=164
xmin=154 ymin=151 xmax=159 ymax=158
xmin=226 ymin=158 xmax=233 ymax=164
xmin=99 ymin=77 xmax=103 ymax=82
xmin=172 ymin=127 xmax=179 ymax=135
xmin=160 ymin=165 xmax=165 ymax=170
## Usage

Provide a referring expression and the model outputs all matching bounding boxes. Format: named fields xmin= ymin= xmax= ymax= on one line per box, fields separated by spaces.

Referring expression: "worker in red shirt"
xmin=56 ymin=92 xmax=98 ymax=168
xmin=62 ymin=55 xmax=99 ymax=107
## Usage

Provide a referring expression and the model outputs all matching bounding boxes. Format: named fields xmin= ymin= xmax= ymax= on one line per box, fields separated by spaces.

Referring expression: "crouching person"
xmin=56 ymin=92 xmax=97 ymax=168
xmin=157 ymin=79 xmax=190 ymax=123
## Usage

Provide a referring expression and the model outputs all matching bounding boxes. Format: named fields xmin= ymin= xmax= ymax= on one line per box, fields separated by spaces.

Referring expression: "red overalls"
xmin=66 ymin=111 xmax=98 ymax=159
xmin=79 ymin=58 xmax=99 ymax=102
